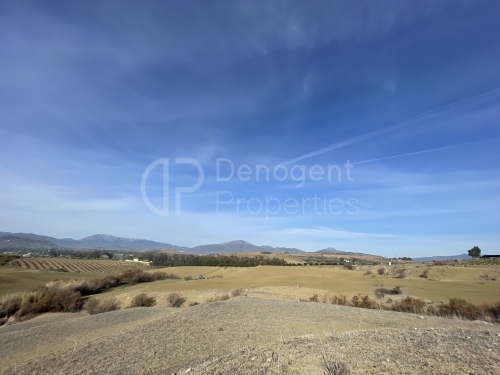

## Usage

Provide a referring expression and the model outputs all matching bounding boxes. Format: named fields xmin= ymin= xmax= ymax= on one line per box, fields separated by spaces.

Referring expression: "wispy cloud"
xmin=282 ymin=88 xmax=500 ymax=165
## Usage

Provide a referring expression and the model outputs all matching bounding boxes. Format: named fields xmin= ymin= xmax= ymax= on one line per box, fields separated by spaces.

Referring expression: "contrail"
xmin=281 ymin=87 xmax=500 ymax=166
xmin=352 ymin=138 xmax=498 ymax=165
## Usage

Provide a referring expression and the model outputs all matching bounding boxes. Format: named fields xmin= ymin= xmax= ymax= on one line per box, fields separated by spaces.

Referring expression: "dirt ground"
xmin=1 ymin=297 xmax=499 ymax=375
xmin=1 ymin=263 xmax=500 ymax=374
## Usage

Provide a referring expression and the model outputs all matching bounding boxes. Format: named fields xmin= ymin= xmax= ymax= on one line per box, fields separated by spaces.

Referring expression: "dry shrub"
xmin=184 ymin=275 xmax=193 ymax=281
xmin=420 ymin=269 xmax=429 ymax=278
xmin=119 ymin=269 xmax=153 ymax=284
xmin=188 ymin=301 xmax=199 ymax=307
xmin=231 ymin=288 xmax=244 ymax=297
xmin=391 ymin=297 xmax=426 ymax=314
xmin=130 ymin=293 xmax=156 ymax=307
xmin=322 ymin=359 xmax=351 ymax=375
xmin=374 ymin=286 xmax=403 ymax=299
xmin=309 ymin=294 xmax=319 ymax=302
xmin=0 ymin=293 xmax=23 ymax=319
xmin=364 ymin=270 xmax=373 ymax=276
xmin=377 ymin=267 xmax=386 ymax=275
xmin=343 ymin=264 xmax=354 ymax=270
xmin=117 ymin=269 xmax=180 ymax=285
xmin=99 ymin=275 xmax=120 ymax=289
xmin=205 ymin=294 xmax=230 ymax=303
xmin=331 ymin=295 xmax=349 ymax=306
xmin=198 ymin=275 xmax=205 ymax=280
xmin=18 ymin=287 xmax=82 ymax=317
xmin=167 ymin=292 xmax=186 ymax=307
xmin=351 ymin=295 xmax=378 ymax=309
xmin=479 ymin=301 xmax=500 ymax=321
xmin=393 ymin=268 xmax=406 ymax=279
xmin=84 ymin=296 xmax=119 ymax=314
xmin=433 ymin=261 xmax=448 ymax=266
xmin=150 ymin=271 xmax=180 ymax=280
xmin=73 ymin=279 xmax=102 ymax=296
xmin=438 ymin=298 xmax=481 ymax=320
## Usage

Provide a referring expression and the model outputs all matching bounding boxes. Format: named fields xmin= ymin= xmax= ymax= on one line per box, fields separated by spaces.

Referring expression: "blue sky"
xmin=1 ymin=1 xmax=499 ymax=256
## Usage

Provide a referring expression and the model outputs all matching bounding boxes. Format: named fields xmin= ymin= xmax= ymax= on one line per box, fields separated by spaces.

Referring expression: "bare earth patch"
xmin=1 ymin=297 xmax=499 ymax=375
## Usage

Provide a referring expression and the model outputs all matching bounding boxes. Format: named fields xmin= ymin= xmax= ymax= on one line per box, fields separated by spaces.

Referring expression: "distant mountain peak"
xmin=81 ymin=234 xmax=122 ymax=241
xmin=220 ymin=240 xmax=251 ymax=245
xmin=315 ymin=247 xmax=344 ymax=254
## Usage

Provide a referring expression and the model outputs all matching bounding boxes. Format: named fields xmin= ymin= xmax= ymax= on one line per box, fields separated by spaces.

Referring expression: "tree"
xmin=468 ymin=246 xmax=481 ymax=258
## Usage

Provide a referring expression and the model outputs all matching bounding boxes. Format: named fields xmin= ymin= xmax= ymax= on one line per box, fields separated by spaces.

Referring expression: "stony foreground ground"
xmin=1 ymin=297 xmax=499 ymax=375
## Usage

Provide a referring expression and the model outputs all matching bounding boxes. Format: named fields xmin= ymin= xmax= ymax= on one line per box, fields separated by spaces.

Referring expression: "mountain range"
xmin=412 ymin=254 xmax=473 ymax=262
xmin=0 ymin=231 xmax=477 ymax=260
xmin=0 ymin=232 xmax=309 ymax=254
xmin=0 ymin=232 xmax=187 ymax=252
xmin=0 ymin=236 xmax=60 ymax=250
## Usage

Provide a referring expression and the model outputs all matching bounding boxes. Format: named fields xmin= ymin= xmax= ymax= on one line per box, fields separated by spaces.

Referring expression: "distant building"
xmin=125 ymin=259 xmax=152 ymax=266
xmin=22 ymin=253 xmax=31 ymax=258
xmin=100 ymin=254 xmax=110 ymax=260
xmin=482 ymin=255 xmax=500 ymax=259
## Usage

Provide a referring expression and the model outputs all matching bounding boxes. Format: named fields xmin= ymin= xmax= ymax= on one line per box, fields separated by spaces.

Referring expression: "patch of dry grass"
xmin=84 ymin=296 xmax=120 ymax=315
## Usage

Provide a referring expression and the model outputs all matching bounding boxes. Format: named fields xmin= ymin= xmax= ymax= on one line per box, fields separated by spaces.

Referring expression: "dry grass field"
xmin=2 ymin=261 xmax=500 ymax=303
xmin=1 ymin=259 xmax=500 ymax=374
xmin=100 ymin=263 xmax=500 ymax=305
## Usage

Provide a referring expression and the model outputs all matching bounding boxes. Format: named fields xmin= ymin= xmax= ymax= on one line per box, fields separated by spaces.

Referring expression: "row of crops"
xmin=8 ymin=258 xmax=151 ymax=273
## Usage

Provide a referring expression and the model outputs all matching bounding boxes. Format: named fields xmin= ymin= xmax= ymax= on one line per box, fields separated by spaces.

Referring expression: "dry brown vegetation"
xmin=316 ymin=292 xmax=500 ymax=322
xmin=374 ymin=285 xmax=403 ymax=298
xmin=167 ymin=292 xmax=186 ymax=307
xmin=205 ymin=294 xmax=230 ymax=303
xmin=0 ymin=269 xmax=179 ymax=324
xmin=84 ymin=296 xmax=119 ymax=315
xmin=130 ymin=293 xmax=156 ymax=307
xmin=230 ymin=288 xmax=244 ymax=297
xmin=393 ymin=268 xmax=407 ymax=278
xmin=420 ymin=269 xmax=429 ymax=278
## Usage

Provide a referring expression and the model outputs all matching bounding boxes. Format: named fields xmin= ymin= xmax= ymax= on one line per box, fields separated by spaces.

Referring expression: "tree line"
xmin=137 ymin=253 xmax=287 ymax=267
xmin=47 ymin=249 xmax=119 ymax=259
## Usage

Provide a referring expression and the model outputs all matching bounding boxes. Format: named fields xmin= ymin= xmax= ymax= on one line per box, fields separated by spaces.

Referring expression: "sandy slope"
xmin=1 ymin=297 xmax=499 ymax=375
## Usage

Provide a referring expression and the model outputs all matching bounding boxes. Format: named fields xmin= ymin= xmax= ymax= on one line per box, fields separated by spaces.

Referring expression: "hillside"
xmin=0 ymin=236 xmax=59 ymax=250
xmin=190 ymin=240 xmax=304 ymax=254
xmin=0 ymin=233 xmax=305 ymax=254
xmin=413 ymin=254 xmax=472 ymax=262
xmin=1 ymin=298 xmax=498 ymax=375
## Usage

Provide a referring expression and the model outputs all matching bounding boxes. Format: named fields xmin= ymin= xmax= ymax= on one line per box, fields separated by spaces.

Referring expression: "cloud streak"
xmin=352 ymin=137 xmax=500 ymax=165
xmin=282 ymin=88 xmax=500 ymax=165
